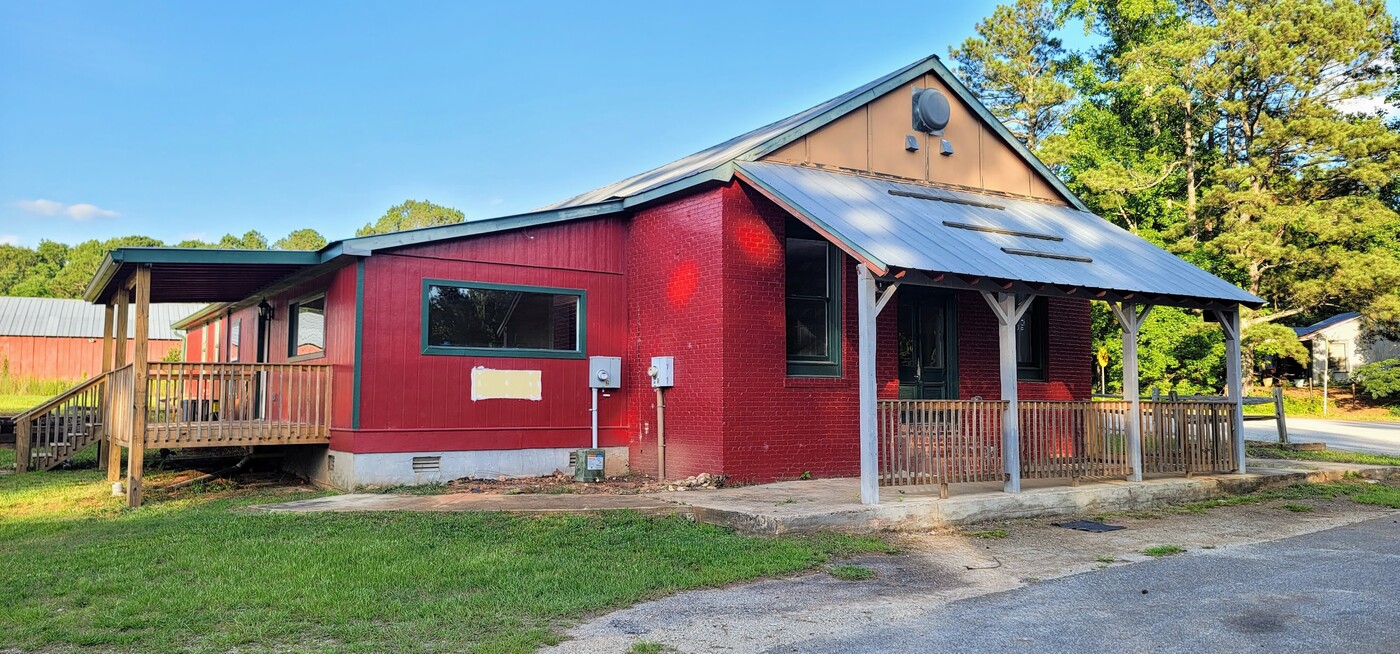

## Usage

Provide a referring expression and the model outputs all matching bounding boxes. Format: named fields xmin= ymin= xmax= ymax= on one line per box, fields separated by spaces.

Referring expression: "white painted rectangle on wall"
xmin=470 ymin=367 xmax=543 ymax=401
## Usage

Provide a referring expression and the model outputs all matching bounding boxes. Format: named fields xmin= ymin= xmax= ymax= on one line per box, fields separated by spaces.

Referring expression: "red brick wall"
xmin=627 ymin=181 xmax=1090 ymax=482
xmin=626 ymin=188 xmax=730 ymax=478
xmin=957 ymin=293 xmax=1092 ymax=401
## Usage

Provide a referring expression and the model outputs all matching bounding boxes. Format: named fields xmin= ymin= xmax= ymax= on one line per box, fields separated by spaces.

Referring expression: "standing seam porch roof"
xmin=736 ymin=161 xmax=1262 ymax=308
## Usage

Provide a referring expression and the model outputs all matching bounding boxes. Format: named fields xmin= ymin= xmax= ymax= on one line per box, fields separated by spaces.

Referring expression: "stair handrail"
xmin=14 ymin=364 xmax=133 ymax=422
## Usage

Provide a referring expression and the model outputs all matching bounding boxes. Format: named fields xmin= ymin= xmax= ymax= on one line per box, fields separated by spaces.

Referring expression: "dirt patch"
xmin=378 ymin=471 xmax=730 ymax=497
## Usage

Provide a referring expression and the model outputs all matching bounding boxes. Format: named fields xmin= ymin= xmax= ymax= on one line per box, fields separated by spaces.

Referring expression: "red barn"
xmin=0 ymin=297 xmax=197 ymax=383
xmin=68 ymin=55 xmax=1259 ymax=504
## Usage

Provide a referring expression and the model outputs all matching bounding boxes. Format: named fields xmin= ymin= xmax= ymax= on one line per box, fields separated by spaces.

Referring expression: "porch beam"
xmin=1213 ymin=306 xmax=1247 ymax=473
xmin=1109 ymin=301 xmax=1153 ymax=482
xmin=127 ymin=265 xmax=151 ymax=508
xmin=876 ymin=269 xmax=1243 ymax=312
xmin=108 ymin=288 xmax=130 ymax=483
xmin=981 ymin=291 xmax=1033 ymax=493
xmin=858 ymin=264 xmax=880 ymax=505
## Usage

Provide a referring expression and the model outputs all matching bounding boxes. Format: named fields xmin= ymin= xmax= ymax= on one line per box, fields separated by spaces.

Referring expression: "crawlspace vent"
xmin=327 ymin=455 xmax=335 ymax=471
xmin=412 ymin=456 xmax=442 ymax=473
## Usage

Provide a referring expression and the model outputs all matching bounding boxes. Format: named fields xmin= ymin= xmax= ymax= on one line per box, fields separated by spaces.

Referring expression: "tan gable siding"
xmin=759 ymin=73 xmax=1065 ymax=204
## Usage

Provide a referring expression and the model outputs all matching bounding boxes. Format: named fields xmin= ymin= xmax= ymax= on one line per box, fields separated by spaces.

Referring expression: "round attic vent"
xmin=912 ymin=89 xmax=951 ymax=135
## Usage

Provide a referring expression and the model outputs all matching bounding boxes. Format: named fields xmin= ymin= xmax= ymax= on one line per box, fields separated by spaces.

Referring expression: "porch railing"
xmin=142 ymin=362 xmax=333 ymax=447
xmin=878 ymin=398 xmax=1238 ymax=493
xmin=877 ymin=400 xmax=1006 ymax=491
xmin=1141 ymin=401 xmax=1237 ymax=475
xmin=1018 ymin=401 xmax=1134 ymax=481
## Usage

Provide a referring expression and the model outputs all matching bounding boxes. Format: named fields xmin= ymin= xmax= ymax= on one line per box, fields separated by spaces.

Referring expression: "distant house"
xmin=0 ymin=297 xmax=201 ymax=381
xmin=1294 ymin=312 xmax=1400 ymax=383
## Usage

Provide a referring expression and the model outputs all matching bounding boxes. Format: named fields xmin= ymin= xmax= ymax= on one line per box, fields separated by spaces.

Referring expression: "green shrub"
xmin=1354 ymin=359 xmax=1400 ymax=400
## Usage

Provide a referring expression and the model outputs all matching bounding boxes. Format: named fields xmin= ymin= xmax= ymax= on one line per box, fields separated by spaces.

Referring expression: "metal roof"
xmin=0 ymin=297 xmax=203 ymax=340
xmin=736 ymin=161 xmax=1262 ymax=308
xmin=1294 ymin=312 xmax=1362 ymax=339
xmin=541 ymin=54 xmax=1088 ymax=213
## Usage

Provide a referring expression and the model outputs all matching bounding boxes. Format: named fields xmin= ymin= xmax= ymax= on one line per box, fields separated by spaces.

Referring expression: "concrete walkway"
xmin=248 ymin=491 xmax=689 ymax=516
xmin=247 ymin=459 xmax=1398 ymax=533
xmin=1245 ymin=417 xmax=1400 ymax=455
xmin=661 ymin=459 xmax=1400 ymax=534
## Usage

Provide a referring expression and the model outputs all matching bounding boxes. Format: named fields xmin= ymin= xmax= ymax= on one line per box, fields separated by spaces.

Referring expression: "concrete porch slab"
xmin=661 ymin=459 xmax=1400 ymax=534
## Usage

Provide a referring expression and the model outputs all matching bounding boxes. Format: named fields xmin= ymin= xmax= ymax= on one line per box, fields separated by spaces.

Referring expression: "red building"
xmin=0 ymin=297 xmax=196 ymax=383
xmin=81 ymin=55 xmax=1259 ymax=495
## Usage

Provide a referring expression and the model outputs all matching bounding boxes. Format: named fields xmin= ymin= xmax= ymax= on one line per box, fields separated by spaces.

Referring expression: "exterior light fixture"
xmin=258 ymin=299 xmax=274 ymax=321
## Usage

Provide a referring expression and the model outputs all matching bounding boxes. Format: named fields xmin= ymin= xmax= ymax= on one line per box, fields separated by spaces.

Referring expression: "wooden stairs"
xmin=13 ymin=371 xmax=112 ymax=472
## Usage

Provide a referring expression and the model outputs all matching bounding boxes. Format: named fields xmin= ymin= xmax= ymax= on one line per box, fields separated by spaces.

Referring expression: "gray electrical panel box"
xmin=589 ymin=356 xmax=621 ymax=389
xmin=648 ymin=356 xmax=674 ymax=388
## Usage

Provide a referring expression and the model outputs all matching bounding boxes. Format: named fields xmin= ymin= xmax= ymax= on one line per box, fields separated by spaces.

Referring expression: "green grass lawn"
xmin=0 ymin=470 xmax=891 ymax=654
xmin=1247 ymin=445 xmax=1400 ymax=467
xmin=0 ymin=393 xmax=49 ymax=414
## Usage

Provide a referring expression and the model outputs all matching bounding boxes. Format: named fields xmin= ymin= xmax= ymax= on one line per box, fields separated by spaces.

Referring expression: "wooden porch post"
xmin=98 ymin=303 xmax=115 ymax=473
xmin=126 ymin=266 xmax=151 ymax=508
xmin=1110 ymin=302 xmax=1152 ymax=483
xmin=857 ymin=264 xmax=879 ymax=505
xmin=108 ymin=289 xmax=130 ymax=483
xmin=1215 ymin=306 xmax=1247 ymax=474
xmin=982 ymin=292 xmax=1034 ymax=494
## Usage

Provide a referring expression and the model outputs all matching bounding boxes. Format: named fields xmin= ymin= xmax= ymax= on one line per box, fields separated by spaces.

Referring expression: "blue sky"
xmin=2 ymin=1 xmax=1397 ymax=248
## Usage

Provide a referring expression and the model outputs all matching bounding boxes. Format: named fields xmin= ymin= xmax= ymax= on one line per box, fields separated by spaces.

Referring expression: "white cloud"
xmin=14 ymin=198 xmax=119 ymax=221
xmin=0 ymin=235 xmax=19 ymax=246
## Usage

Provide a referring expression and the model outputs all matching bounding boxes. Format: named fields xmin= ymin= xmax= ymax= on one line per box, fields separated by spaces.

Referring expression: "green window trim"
xmin=287 ymin=292 xmax=328 ymax=362
xmin=420 ymin=278 xmax=588 ymax=360
xmin=786 ymin=228 xmax=844 ymax=378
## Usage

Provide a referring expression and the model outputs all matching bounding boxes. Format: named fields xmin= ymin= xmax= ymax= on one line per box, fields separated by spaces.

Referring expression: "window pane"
xmin=1016 ymin=313 xmax=1034 ymax=365
xmin=427 ymin=285 xmax=579 ymax=352
xmin=229 ymin=320 xmax=241 ymax=362
xmin=293 ymin=297 xmax=325 ymax=356
xmin=920 ymin=304 xmax=945 ymax=369
xmin=785 ymin=238 xmax=829 ymax=298
xmin=786 ymin=298 xmax=828 ymax=358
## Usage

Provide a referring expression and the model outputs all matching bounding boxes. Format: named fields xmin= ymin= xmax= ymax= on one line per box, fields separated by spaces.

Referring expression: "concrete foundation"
xmin=318 ymin=446 xmax=630 ymax=490
xmin=663 ymin=460 xmax=1400 ymax=534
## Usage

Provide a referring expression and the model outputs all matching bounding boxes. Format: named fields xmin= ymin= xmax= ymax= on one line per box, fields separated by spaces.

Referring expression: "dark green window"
xmin=422 ymin=280 xmax=586 ymax=359
xmin=1016 ymin=297 xmax=1048 ymax=381
xmin=786 ymin=220 xmax=842 ymax=377
xmin=288 ymin=294 xmax=325 ymax=359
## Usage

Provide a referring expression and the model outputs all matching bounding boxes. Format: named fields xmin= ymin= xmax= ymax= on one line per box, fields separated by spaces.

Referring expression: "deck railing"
xmin=143 ymin=362 xmax=333 ymax=447
xmin=877 ymin=400 xmax=1006 ymax=493
xmin=1018 ymin=401 xmax=1134 ymax=481
xmin=879 ymin=398 xmax=1238 ymax=494
xmin=1141 ymin=401 xmax=1237 ymax=475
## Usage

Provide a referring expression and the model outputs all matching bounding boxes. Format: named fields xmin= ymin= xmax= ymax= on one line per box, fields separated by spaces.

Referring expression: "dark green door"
xmin=897 ymin=288 xmax=957 ymax=400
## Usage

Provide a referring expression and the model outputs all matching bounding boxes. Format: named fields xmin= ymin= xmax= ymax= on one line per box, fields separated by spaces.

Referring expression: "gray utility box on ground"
xmin=573 ymin=448 xmax=606 ymax=482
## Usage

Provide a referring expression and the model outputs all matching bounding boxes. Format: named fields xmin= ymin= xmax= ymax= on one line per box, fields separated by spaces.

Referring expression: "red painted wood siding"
xmin=181 ymin=265 xmax=357 ymax=432
xmin=0 ymin=336 xmax=181 ymax=382
xmin=343 ymin=217 xmax=629 ymax=454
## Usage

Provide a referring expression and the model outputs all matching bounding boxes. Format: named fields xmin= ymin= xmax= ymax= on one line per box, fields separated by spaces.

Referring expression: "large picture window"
xmin=422 ymin=280 xmax=586 ymax=359
xmin=288 ymin=294 xmax=326 ymax=359
xmin=1016 ymin=297 xmax=1048 ymax=381
xmin=786 ymin=220 xmax=842 ymax=377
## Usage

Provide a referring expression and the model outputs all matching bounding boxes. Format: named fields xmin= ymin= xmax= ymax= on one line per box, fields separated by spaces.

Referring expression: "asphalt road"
xmin=1245 ymin=417 xmax=1400 ymax=455
xmin=774 ymin=515 xmax=1400 ymax=654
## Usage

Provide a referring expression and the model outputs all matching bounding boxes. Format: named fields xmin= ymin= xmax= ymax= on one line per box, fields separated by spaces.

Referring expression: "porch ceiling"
xmin=83 ymin=248 xmax=322 ymax=305
xmin=735 ymin=161 xmax=1264 ymax=311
